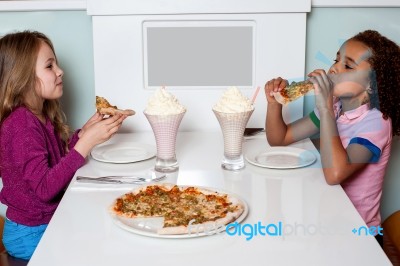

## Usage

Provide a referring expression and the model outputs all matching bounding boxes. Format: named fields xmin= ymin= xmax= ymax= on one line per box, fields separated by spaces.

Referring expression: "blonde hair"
xmin=0 ymin=31 xmax=70 ymax=144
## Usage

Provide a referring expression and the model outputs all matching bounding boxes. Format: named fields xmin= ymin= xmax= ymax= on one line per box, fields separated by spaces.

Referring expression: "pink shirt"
xmin=311 ymin=101 xmax=392 ymax=227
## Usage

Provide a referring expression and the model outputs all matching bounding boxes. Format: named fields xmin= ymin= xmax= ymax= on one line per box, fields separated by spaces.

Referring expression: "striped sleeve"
xmin=349 ymin=137 xmax=381 ymax=163
xmin=309 ymin=111 xmax=320 ymax=129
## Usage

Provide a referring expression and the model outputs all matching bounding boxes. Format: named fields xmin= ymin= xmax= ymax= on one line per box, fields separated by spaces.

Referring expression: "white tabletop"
xmin=28 ymin=132 xmax=391 ymax=266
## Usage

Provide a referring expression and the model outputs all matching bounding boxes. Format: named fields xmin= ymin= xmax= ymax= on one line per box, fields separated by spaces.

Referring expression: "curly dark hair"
xmin=351 ymin=30 xmax=400 ymax=136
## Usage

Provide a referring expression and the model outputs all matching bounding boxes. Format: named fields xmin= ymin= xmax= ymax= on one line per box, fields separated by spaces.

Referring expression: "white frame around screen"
xmin=142 ymin=20 xmax=256 ymax=90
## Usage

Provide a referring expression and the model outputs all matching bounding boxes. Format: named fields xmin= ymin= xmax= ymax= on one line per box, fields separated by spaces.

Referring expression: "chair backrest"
xmin=0 ymin=216 xmax=5 ymax=253
xmin=383 ymin=210 xmax=400 ymax=266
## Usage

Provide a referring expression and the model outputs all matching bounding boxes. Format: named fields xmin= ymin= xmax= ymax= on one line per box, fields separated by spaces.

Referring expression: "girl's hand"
xmin=78 ymin=112 xmax=102 ymax=138
xmin=264 ymin=77 xmax=288 ymax=104
xmin=83 ymin=114 xmax=126 ymax=146
xmin=74 ymin=114 xmax=127 ymax=157
xmin=308 ymin=69 xmax=334 ymax=111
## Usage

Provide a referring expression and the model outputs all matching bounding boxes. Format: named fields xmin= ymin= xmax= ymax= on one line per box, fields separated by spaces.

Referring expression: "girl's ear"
xmin=366 ymin=84 xmax=373 ymax=94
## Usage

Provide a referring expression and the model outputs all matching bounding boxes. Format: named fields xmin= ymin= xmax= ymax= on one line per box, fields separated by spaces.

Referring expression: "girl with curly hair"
xmin=264 ymin=30 xmax=400 ymax=245
xmin=0 ymin=31 xmax=128 ymax=260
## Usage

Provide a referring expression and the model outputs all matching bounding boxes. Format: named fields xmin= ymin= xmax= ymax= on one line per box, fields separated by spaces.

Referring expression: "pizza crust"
xmin=98 ymin=107 xmax=135 ymax=116
xmin=273 ymin=92 xmax=289 ymax=105
xmin=157 ymin=225 xmax=190 ymax=235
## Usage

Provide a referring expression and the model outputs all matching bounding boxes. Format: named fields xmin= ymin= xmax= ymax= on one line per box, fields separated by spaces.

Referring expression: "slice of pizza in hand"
xmin=96 ymin=96 xmax=135 ymax=116
xmin=273 ymin=80 xmax=314 ymax=105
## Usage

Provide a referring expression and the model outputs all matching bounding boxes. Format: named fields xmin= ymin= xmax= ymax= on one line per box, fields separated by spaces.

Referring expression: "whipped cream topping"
xmin=145 ymin=88 xmax=186 ymax=115
xmin=213 ymin=87 xmax=254 ymax=113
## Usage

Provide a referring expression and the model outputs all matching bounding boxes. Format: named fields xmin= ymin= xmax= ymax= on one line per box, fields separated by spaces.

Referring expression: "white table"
xmin=28 ymin=132 xmax=391 ymax=266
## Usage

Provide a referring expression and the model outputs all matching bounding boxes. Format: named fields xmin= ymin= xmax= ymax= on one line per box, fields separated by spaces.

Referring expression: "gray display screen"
xmin=145 ymin=25 xmax=253 ymax=87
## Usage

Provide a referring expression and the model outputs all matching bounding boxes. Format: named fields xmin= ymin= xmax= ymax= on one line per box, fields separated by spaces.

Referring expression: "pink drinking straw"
xmin=251 ymin=86 xmax=261 ymax=103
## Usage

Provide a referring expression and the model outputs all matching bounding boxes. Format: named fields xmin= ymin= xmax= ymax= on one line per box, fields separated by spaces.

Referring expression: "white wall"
xmin=91 ymin=13 xmax=307 ymax=132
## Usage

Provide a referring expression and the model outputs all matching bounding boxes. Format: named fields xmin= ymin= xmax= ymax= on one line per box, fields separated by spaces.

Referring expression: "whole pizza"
xmin=110 ymin=184 xmax=245 ymax=235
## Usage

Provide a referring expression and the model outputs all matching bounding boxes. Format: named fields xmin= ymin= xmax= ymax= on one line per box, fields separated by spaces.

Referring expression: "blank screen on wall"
xmin=145 ymin=25 xmax=253 ymax=87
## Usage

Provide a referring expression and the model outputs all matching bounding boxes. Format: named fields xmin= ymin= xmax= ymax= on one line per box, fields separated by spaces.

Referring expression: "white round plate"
xmin=245 ymin=147 xmax=317 ymax=169
xmin=109 ymin=185 xmax=249 ymax=239
xmin=91 ymin=142 xmax=156 ymax=164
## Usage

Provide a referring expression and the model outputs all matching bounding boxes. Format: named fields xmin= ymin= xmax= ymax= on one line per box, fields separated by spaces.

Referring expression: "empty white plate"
xmin=245 ymin=147 xmax=317 ymax=169
xmin=91 ymin=142 xmax=156 ymax=163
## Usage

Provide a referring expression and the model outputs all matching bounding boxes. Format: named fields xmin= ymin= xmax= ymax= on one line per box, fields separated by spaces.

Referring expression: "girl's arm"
xmin=20 ymin=114 xmax=125 ymax=202
xmin=318 ymin=108 xmax=372 ymax=184
xmin=68 ymin=129 xmax=81 ymax=150
xmin=74 ymin=113 xmax=126 ymax=158
xmin=14 ymin=125 xmax=85 ymax=202
xmin=68 ymin=113 xmax=101 ymax=150
xmin=309 ymin=69 xmax=372 ymax=185
xmin=265 ymin=78 xmax=319 ymax=146
xmin=265 ymin=101 xmax=287 ymax=145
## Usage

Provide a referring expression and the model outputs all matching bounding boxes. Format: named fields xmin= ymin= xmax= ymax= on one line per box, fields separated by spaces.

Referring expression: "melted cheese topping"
xmin=96 ymin=96 xmax=117 ymax=111
xmin=281 ymin=81 xmax=314 ymax=101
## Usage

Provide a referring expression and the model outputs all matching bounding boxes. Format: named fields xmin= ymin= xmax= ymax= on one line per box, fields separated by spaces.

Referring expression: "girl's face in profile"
xmin=328 ymin=39 xmax=372 ymax=100
xmin=35 ymin=41 xmax=64 ymax=100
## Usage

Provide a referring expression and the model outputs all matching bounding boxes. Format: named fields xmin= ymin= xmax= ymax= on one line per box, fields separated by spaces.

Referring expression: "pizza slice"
xmin=273 ymin=80 xmax=314 ymax=105
xmin=96 ymin=96 xmax=135 ymax=116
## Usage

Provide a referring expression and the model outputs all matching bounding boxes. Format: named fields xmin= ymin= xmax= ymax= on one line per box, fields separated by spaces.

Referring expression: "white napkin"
xmin=69 ymin=180 xmax=141 ymax=191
